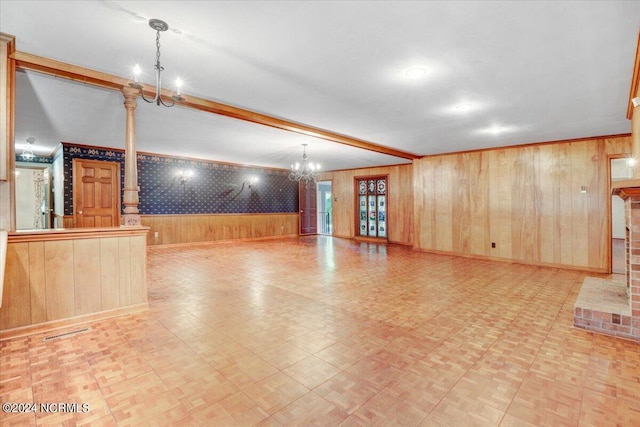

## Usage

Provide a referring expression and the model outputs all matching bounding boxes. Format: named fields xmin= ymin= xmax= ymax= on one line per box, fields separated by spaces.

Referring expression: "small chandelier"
xmin=21 ymin=137 xmax=36 ymax=160
xmin=289 ymin=144 xmax=320 ymax=182
xmin=129 ymin=19 xmax=184 ymax=107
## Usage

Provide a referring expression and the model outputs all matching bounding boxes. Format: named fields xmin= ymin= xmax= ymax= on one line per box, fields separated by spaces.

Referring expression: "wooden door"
xmin=299 ymin=180 xmax=317 ymax=235
xmin=73 ymin=159 xmax=120 ymax=227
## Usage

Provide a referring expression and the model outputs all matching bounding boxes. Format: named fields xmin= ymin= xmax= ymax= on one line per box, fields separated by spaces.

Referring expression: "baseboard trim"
xmin=0 ymin=303 xmax=149 ymax=341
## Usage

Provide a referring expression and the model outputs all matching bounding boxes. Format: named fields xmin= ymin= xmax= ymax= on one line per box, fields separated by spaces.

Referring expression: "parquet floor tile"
xmin=282 ymin=355 xmax=342 ymax=390
xmin=271 ymin=392 xmax=348 ymax=426
xmin=339 ymin=388 xmax=427 ymax=426
xmin=1 ymin=236 xmax=639 ymax=426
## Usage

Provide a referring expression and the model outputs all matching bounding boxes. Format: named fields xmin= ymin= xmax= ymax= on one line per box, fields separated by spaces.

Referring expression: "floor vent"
xmin=43 ymin=327 xmax=90 ymax=341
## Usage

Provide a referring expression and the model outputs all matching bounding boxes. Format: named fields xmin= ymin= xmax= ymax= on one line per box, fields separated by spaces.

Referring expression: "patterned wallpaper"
xmin=58 ymin=143 xmax=299 ymax=216
xmin=16 ymin=155 xmax=53 ymax=164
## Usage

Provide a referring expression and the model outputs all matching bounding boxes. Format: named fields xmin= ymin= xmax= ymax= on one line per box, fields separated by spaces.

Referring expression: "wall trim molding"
xmin=419 ymin=133 xmax=632 ymax=160
xmin=412 ymin=246 xmax=607 ymax=274
xmin=0 ymin=303 xmax=148 ymax=341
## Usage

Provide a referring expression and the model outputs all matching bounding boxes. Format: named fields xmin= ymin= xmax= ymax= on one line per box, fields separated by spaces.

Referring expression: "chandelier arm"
xmin=159 ymin=96 xmax=175 ymax=108
xmin=138 ymin=89 xmax=155 ymax=104
xmin=131 ymin=19 xmax=181 ymax=108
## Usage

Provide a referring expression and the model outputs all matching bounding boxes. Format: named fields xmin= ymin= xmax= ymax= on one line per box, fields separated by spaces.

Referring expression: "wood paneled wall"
xmin=141 ymin=213 xmax=298 ymax=246
xmin=0 ymin=227 xmax=148 ymax=332
xmin=413 ymin=136 xmax=632 ymax=271
xmin=319 ymin=164 xmax=413 ymax=245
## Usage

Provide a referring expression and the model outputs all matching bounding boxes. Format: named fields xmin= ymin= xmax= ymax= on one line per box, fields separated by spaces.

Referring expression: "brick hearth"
xmin=574 ymin=186 xmax=640 ymax=341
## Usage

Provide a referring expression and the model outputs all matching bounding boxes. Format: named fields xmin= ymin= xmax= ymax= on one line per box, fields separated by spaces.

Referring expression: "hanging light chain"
xmin=129 ymin=18 xmax=183 ymax=107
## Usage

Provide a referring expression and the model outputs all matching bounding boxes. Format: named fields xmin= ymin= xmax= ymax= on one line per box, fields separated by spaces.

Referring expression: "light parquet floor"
xmin=1 ymin=236 xmax=639 ymax=426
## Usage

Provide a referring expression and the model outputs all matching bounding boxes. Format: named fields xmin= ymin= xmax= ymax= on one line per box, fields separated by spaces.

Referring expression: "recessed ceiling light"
xmin=455 ymin=103 xmax=472 ymax=111
xmin=405 ymin=67 xmax=427 ymax=79
xmin=489 ymin=126 xmax=504 ymax=135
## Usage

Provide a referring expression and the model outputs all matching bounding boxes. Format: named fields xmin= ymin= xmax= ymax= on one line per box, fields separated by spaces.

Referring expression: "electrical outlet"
xmin=491 ymin=242 xmax=496 ymax=248
xmin=154 ymin=231 xmax=159 ymax=238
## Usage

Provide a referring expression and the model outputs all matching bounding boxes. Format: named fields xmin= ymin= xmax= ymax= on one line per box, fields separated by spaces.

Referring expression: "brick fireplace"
xmin=573 ymin=185 xmax=640 ymax=341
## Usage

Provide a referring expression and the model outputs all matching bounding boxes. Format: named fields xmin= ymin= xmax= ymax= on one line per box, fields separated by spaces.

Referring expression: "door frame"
xmin=608 ymin=153 xmax=631 ymax=274
xmin=15 ymin=164 xmax=52 ymax=230
xmin=299 ymin=180 xmax=318 ymax=235
xmin=353 ymin=174 xmax=389 ymax=242
xmin=316 ymin=179 xmax=332 ymax=235
xmin=72 ymin=158 xmax=121 ymax=227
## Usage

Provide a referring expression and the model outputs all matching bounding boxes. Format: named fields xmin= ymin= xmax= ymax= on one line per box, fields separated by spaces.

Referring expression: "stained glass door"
xmin=357 ymin=176 xmax=387 ymax=239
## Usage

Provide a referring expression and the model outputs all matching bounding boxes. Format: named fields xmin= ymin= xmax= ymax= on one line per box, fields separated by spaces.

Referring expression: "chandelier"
xmin=129 ymin=19 xmax=184 ymax=107
xmin=21 ymin=137 xmax=35 ymax=160
xmin=288 ymin=144 xmax=320 ymax=182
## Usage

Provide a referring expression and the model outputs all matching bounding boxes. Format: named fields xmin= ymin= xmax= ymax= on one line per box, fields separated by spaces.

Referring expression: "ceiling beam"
xmin=627 ymin=31 xmax=640 ymax=120
xmin=11 ymin=51 xmax=420 ymax=160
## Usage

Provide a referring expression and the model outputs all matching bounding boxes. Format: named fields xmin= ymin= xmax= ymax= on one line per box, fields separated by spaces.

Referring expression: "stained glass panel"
xmin=368 ymin=195 xmax=377 ymax=236
xmin=356 ymin=177 xmax=387 ymax=239
xmin=359 ymin=195 xmax=367 ymax=236
xmin=377 ymin=195 xmax=386 ymax=237
xmin=359 ymin=180 xmax=367 ymax=195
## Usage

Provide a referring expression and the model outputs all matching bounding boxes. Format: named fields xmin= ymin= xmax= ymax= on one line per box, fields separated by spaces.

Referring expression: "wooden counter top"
xmin=9 ymin=226 xmax=149 ymax=243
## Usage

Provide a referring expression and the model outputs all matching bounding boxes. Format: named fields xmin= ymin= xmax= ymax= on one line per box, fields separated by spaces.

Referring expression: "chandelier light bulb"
xmin=133 ymin=64 xmax=141 ymax=82
xmin=288 ymin=144 xmax=320 ymax=182
xmin=175 ymin=77 xmax=183 ymax=95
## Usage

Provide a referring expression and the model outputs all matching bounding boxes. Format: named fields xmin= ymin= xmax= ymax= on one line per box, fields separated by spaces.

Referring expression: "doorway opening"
xmin=317 ymin=180 xmax=332 ymax=235
xmin=15 ymin=165 xmax=53 ymax=230
xmin=611 ymin=157 xmax=629 ymax=275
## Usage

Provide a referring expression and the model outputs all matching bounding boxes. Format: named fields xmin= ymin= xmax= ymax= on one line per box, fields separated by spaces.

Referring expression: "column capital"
xmin=122 ymin=86 xmax=138 ymax=109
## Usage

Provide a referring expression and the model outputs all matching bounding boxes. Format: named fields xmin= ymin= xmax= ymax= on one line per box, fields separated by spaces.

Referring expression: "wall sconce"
xmin=176 ymin=169 xmax=193 ymax=185
xmin=229 ymin=176 xmax=259 ymax=201
xmin=580 ymin=186 xmax=588 ymax=194
xmin=241 ymin=176 xmax=259 ymax=192
xmin=247 ymin=176 xmax=258 ymax=189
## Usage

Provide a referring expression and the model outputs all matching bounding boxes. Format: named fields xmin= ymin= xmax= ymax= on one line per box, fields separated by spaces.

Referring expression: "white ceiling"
xmin=2 ymin=0 xmax=639 ymax=170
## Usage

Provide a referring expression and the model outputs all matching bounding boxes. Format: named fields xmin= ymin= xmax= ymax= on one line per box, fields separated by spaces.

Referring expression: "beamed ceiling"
xmin=2 ymin=1 xmax=639 ymax=170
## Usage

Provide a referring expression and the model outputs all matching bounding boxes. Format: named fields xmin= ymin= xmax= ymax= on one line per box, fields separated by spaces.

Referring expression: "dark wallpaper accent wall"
xmin=61 ymin=143 xmax=299 ymax=216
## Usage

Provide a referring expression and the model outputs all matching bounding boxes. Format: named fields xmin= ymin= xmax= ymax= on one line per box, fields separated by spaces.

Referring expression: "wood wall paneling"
xmin=412 ymin=136 xmax=632 ymax=272
xmin=118 ymin=237 xmax=132 ymax=307
xmin=28 ymin=242 xmax=46 ymax=324
xmin=319 ymin=164 xmax=413 ymax=245
xmin=1 ymin=228 xmax=149 ymax=332
xmin=100 ymin=237 xmax=120 ymax=310
xmin=130 ymin=236 xmax=147 ymax=304
xmin=73 ymin=238 xmax=101 ymax=315
xmin=44 ymin=240 xmax=74 ymax=321
xmin=0 ymin=243 xmax=30 ymax=329
xmin=141 ymin=213 xmax=299 ymax=246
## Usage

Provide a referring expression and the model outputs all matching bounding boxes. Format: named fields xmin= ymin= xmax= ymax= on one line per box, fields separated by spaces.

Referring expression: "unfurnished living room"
xmin=1 ymin=1 xmax=640 ymax=426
